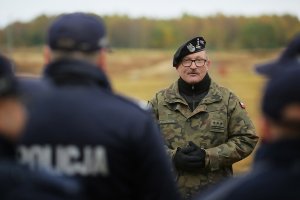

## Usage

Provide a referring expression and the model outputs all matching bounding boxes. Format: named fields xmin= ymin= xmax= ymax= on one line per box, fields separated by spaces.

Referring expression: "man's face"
xmin=176 ymin=51 xmax=210 ymax=84
xmin=0 ymin=98 xmax=27 ymax=141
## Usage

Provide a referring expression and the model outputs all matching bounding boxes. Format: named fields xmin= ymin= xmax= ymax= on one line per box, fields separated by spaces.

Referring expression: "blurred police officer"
xmin=17 ymin=13 xmax=180 ymax=200
xmin=195 ymin=34 xmax=300 ymax=200
xmin=196 ymin=72 xmax=300 ymax=200
xmin=149 ymin=36 xmax=259 ymax=199
xmin=0 ymin=54 xmax=84 ymax=200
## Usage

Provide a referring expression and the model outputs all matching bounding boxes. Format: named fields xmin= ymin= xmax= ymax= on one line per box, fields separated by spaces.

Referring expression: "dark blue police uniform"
xmin=18 ymin=59 xmax=181 ymax=200
xmin=195 ymin=139 xmax=300 ymax=200
xmin=17 ymin=76 xmax=52 ymax=110
xmin=0 ymin=53 xmax=84 ymax=200
xmin=0 ymin=136 xmax=84 ymax=200
xmin=196 ymin=40 xmax=300 ymax=200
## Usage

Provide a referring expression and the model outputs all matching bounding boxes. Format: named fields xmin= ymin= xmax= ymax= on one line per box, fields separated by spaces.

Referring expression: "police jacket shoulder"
xmin=115 ymin=93 xmax=152 ymax=112
xmin=17 ymin=75 xmax=52 ymax=95
xmin=43 ymin=59 xmax=150 ymax=113
xmin=41 ymin=59 xmax=154 ymax=129
xmin=24 ymin=86 xmax=157 ymax=139
xmin=17 ymin=75 xmax=53 ymax=109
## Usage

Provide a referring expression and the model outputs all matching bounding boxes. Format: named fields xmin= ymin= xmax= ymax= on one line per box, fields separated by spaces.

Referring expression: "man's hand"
xmin=173 ymin=141 xmax=206 ymax=172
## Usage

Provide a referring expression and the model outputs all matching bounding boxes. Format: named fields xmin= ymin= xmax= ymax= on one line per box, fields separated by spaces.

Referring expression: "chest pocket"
xmin=206 ymin=103 xmax=227 ymax=134
xmin=205 ymin=111 xmax=228 ymax=146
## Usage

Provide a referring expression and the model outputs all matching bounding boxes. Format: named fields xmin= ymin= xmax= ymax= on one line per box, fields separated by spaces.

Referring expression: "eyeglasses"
xmin=181 ymin=59 xmax=207 ymax=67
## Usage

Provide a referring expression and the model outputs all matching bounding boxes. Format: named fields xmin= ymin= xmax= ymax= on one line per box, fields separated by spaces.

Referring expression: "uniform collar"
xmin=164 ymin=79 xmax=222 ymax=105
xmin=178 ymin=74 xmax=211 ymax=96
xmin=43 ymin=59 xmax=111 ymax=90
xmin=254 ymin=139 xmax=300 ymax=166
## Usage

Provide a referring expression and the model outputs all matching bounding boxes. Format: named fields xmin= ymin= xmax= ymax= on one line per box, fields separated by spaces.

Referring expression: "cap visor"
xmin=255 ymin=60 xmax=279 ymax=77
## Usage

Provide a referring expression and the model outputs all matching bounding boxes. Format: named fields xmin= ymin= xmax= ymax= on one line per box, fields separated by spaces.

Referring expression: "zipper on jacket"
xmin=192 ymin=85 xmax=195 ymax=111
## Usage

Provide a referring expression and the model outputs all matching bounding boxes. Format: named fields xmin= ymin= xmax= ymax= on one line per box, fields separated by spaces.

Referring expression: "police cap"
xmin=255 ymin=33 xmax=300 ymax=77
xmin=173 ymin=36 xmax=206 ymax=67
xmin=0 ymin=54 xmax=18 ymax=97
xmin=47 ymin=12 xmax=109 ymax=52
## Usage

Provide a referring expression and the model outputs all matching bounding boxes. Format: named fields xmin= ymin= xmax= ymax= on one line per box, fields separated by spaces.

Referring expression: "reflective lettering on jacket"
xmin=18 ymin=145 xmax=109 ymax=176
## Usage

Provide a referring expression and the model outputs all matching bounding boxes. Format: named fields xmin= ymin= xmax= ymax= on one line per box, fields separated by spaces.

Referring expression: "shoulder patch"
xmin=239 ymin=102 xmax=246 ymax=109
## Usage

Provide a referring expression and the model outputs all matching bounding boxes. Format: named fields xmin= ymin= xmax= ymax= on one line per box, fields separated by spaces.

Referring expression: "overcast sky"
xmin=0 ymin=0 xmax=299 ymax=28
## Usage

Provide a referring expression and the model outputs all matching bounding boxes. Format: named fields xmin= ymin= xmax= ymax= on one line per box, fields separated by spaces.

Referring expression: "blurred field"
xmin=11 ymin=47 xmax=280 ymax=174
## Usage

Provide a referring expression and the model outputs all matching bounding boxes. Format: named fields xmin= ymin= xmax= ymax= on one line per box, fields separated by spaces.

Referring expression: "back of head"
xmin=46 ymin=12 xmax=109 ymax=63
xmin=262 ymin=68 xmax=300 ymax=138
xmin=48 ymin=12 xmax=108 ymax=52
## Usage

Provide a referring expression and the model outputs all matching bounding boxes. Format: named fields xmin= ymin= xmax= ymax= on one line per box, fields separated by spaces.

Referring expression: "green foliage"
xmin=0 ymin=14 xmax=299 ymax=51
xmin=240 ymin=22 xmax=275 ymax=49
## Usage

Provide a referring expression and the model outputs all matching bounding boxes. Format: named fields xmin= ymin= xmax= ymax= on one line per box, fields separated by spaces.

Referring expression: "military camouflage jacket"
xmin=149 ymin=80 xmax=259 ymax=200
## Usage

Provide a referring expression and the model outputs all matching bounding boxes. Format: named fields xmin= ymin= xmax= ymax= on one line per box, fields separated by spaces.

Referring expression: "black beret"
xmin=0 ymin=54 xmax=18 ymax=97
xmin=262 ymin=68 xmax=300 ymax=122
xmin=173 ymin=36 xmax=206 ymax=67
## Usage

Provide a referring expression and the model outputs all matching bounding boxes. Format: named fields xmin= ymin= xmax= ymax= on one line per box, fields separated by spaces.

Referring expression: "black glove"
xmin=173 ymin=142 xmax=206 ymax=172
xmin=184 ymin=141 xmax=206 ymax=160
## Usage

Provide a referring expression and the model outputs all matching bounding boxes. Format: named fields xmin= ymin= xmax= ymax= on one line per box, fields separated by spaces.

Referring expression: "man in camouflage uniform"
xmin=149 ymin=36 xmax=259 ymax=200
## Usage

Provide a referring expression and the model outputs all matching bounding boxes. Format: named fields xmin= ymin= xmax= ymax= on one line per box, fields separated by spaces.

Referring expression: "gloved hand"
xmin=184 ymin=141 xmax=206 ymax=159
xmin=173 ymin=142 xmax=206 ymax=172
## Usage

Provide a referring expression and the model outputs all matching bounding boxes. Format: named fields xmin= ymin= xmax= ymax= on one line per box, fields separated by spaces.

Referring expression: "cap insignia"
xmin=187 ymin=43 xmax=196 ymax=52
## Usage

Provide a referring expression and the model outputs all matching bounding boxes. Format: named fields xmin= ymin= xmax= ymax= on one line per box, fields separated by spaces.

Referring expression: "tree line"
xmin=0 ymin=13 xmax=299 ymax=51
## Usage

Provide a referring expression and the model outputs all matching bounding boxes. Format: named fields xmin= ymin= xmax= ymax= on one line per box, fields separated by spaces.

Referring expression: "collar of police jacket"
xmin=254 ymin=138 xmax=300 ymax=168
xmin=43 ymin=59 xmax=111 ymax=90
xmin=0 ymin=135 xmax=16 ymax=159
